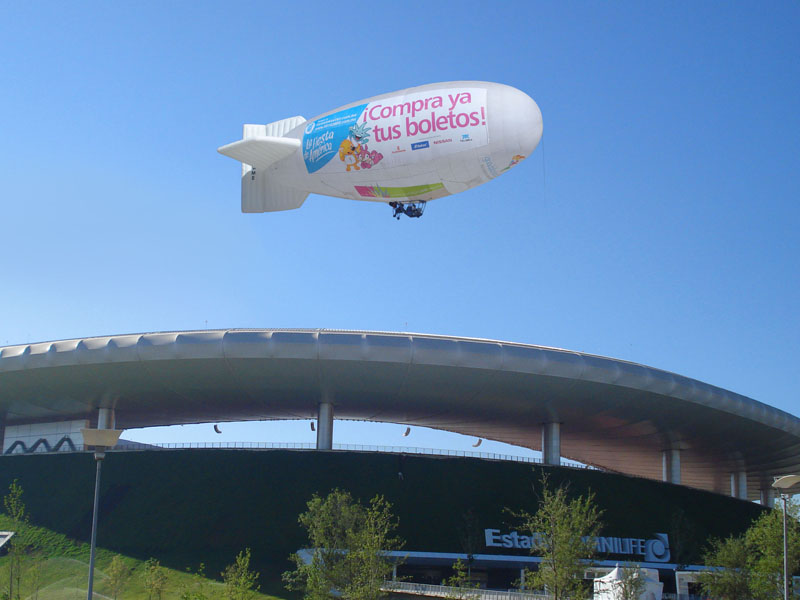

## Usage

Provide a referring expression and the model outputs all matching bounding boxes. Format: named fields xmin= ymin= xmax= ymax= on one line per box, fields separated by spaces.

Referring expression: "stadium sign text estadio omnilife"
xmin=484 ymin=529 xmax=671 ymax=563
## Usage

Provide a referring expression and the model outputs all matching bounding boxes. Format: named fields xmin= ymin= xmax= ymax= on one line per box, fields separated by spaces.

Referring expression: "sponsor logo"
xmin=484 ymin=529 xmax=671 ymax=563
xmin=355 ymin=183 xmax=445 ymax=199
xmin=643 ymin=534 xmax=671 ymax=562
xmin=480 ymin=156 xmax=499 ymax=179
xmin=391 ymin=145 xmax=406 ymax=154
xmin=300 ymin=103 xmax=367 ymax=174
xmin=433 ymin=138 xmax=453 ymax=145
xmin=411 ymin=141 xmax=430 ymax=151
xmin=460 ymin=133 xmax=472 ymax=142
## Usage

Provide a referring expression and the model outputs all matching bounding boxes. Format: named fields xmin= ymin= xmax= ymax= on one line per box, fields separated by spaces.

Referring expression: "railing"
xmin=2 ymin=439 xmax=598 ymax=470
xmin=122 ymin=442 xmax=595 ymax=468
xmin=133 ymin=442 xmax=548 ymax=465
xmin=382 ymin=581 xmax=549 ymax=600
xmin=129 ymin=442 xmax=596 ymax=468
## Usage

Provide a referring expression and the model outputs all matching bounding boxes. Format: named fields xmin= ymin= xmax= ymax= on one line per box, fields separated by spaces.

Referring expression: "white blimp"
xmin=218 ymin=81 xmax=542 ymax=219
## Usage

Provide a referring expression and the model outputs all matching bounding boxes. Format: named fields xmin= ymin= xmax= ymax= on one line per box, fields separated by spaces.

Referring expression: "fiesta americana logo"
xmin=484 ymin=529 xmax=671 ymax=563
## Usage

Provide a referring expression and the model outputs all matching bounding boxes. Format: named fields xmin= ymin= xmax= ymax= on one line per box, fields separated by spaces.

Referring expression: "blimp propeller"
xmin=218 ymin=82 xmax=542 ymax=219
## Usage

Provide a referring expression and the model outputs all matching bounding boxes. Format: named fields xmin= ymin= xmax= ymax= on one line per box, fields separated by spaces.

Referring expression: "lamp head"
xmin=81 ymin=428 xmax=123 ymax=449
xmin=772 ymin=475 xmax=800 ymax=490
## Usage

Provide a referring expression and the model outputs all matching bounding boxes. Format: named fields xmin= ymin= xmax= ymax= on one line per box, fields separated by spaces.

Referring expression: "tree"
xmin=517 ymin=474 xmax=603 ymax=600
xmin=615 ymin=564 xmax=647 ymax=600
xmin=3 ymin=480 xmax=27 ymax=528
xmin=746 ymin=502 xmax=800 ymax=600
xmin=222 ymin=549 xmax=260 ymax=600
xmin=696 ymin=535 xmax=751 ymax=600
xmin=25 ymin=553 xmax=44 ymax=600
xmin=107 ymin=555 xmax=132 ymax=600
xmin=669 ymin=508 xmax=700 ymax=569
xmin=3 ymin=479 xmax=30 ymax=600
xmin=283 ymin=489 xmax=403 ymax=600
xmin=443 ymin=559 xmax=479 ymax=600
xmin=179 ymin=564 xmax=210 ymax=600
xmin=456 ymin=509 xmax=482 ymax=579
xmin=698 ymin=499 xmax=800 ymax=600
xmin=142 ymin=558 xmax=168 ymax=600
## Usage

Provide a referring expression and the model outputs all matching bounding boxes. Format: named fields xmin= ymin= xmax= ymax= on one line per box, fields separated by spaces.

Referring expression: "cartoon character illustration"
xmin=502 ymin=155 xmax=526 ymax=171
xmin=358 ymin=146 xmax=373 ymax=169
xmin=357 ymin=145 xmax=384 ymax=169
xmin=339 ymin=139 xmax=361 ymax=171
xmin=349 ymin=122 xmax=372 ymax=146
xmin=339 ymin=123 xmax=374 ymax=172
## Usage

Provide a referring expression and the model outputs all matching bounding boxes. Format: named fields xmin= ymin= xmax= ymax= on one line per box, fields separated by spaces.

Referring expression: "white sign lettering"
xmin=484 ymin=529 xmax=671 ymax=563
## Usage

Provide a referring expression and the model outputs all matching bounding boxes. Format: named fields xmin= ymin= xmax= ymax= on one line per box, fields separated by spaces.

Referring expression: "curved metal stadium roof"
xmin=1 ymin=329 xmax=798 ymax=500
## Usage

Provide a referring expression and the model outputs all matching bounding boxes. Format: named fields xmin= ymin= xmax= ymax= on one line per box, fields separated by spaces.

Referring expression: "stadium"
xmin=1 ymin=328 xmax=798 ymax=596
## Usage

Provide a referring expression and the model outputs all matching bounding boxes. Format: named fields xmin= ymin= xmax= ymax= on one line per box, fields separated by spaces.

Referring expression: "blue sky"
xmin=1 ymin=2 xmax=798 ymax=454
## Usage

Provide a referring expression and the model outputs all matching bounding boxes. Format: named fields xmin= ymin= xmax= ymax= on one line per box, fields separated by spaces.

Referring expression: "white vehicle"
xmin=218 ymin=81 xmax=542 ymax=219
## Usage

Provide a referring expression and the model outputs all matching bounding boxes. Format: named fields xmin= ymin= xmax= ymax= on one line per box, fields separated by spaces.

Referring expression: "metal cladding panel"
xmin=1 ymin=328 xmax=799 ymax=500
xmin=222 ymin=330 xmax=277 ymax=359
xmin=73 ymin=338 xmax=117 ymax=364
xmin=269 ymin=331 xmax=319 ymax=360
xmin=0 ymin=345 xmax=36 ymax=372
xmin=319 ymin=333 xmax=369 ymax=361
xmin=579 ymin=354 xmax=623 ymax=386
xmin=172 ymin=332 xmax=226 ymax=360
xmin=611 ymin=359 xmax=658 ymax=391
xmin=105 ymin=335 xmax=145 ymax=363
xmin=409 ymin=336 xmax=461 ymax=367
xmin=361 ymin=333 xmax=413 ymax=363
xmin=530 ymin=347 xmax=586 ymax=380
xmin=498 ymin=344 xmax=552 ymax=375
xmin=453 ymin=340 xmax=503 ymax=370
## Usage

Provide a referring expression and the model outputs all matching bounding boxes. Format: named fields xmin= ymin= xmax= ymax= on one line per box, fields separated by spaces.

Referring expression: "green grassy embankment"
xmin=0 ymin=513 xmax=284 ymax=600
xmin=0 ymin=514 xmax=283 ymax=600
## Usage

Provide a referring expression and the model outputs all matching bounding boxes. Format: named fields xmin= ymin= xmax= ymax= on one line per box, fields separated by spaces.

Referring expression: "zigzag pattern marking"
xmin=4 ymin=436 xmax=77 ymax=455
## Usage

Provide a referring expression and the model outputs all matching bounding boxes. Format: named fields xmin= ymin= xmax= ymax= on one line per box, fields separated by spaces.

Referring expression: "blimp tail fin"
xmin=219 ymin=119 xmax=309 ymax=213
xmin=256 ymin=116 xmax=306 ymax=137
xmin=241 ymin=171 xmax=308 ymax=213
xmin=218 ymin=136 xmax=300 ymax=170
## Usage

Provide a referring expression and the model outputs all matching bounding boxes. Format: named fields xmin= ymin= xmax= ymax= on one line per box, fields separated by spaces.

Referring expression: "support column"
xmin=541 ymin=422 xmax=561 ymax=466
xmin=97 ymin=407 xmax=115 ymax=430
xmin=662 ymin=449 xmax=681 ymax=484
xmin=760 ymin=487 xmax=776 ymax=507
xmin=737 ymin=470 xmax=748 ymax=499
xmin=316 ymin=401 xmax=333 ymax=450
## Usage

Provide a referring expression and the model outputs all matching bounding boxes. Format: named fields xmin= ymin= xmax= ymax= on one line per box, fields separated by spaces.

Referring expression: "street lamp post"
xmin=81 ymin=427 xmax=122 ymax=600
xmin=784 ymin=493 xmax=789 ymax=600
xmin=772 ymin=474 xmax=800 ymax=600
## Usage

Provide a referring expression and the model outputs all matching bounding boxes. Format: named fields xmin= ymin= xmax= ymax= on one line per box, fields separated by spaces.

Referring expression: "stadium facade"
xmin=2 ymin=328 xmax=798 ymax=503
xmin=2 ymin=328 xmax=799 ymax=594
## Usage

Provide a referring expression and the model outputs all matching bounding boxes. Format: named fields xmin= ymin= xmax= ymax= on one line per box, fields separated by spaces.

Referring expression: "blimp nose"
xmin=508 ymin=87 xmax=543 ymax=156
xmin=489 ymin=84 xmax=543 ymax=160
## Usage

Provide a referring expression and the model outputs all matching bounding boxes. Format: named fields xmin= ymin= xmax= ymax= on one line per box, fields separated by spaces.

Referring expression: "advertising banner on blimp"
xmin=302 ymin=88 xmax=488 ymax=176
